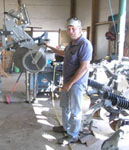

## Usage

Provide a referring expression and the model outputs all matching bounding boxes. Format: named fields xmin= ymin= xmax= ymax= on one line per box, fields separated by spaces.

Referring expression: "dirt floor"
xmin=0 ymin=73 xmax=129 ymax=150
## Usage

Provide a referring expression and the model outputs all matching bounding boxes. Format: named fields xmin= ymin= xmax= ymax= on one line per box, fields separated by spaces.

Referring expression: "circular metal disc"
xmin=22 ymin=51 xmax=46 ymax=73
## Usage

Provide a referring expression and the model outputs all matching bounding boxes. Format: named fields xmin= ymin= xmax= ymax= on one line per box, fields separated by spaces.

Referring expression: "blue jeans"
xmin=60 ymin=83 xmax=86 ymax=138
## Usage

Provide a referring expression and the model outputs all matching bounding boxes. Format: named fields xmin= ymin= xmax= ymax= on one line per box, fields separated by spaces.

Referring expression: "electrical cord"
xmin=108 ymin=0 xmax=117 ymax=34
xmin=51 ymin=63 xmax=73 ymax=150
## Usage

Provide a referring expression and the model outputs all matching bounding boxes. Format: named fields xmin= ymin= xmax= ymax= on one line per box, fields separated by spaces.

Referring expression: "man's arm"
xmin=63 ymin=61 xmax=90 ymax=91
xmin=43 ymin=43 xmax=64 ymax=57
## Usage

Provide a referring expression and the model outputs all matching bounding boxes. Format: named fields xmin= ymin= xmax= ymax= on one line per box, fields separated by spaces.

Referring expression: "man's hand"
xmin=43 ymin=42 xmax=65 ymax=56
xmin=43 ymin=42 xmax=49 ymax=47
xmin=63 ymin=82 xmax=72 ymax=92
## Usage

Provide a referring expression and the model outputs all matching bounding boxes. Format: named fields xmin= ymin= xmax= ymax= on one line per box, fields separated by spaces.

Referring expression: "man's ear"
xmin=79 ymin=27 xmax=82 ymax=33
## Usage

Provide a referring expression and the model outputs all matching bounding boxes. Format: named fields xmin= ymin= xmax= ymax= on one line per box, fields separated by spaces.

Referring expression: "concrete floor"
xmin=0 ymin=73 xmax=129 ymax=150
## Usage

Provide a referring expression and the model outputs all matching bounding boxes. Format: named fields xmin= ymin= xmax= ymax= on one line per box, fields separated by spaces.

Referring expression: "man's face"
xmin=66 ymin=25 xmax=82 ymax=40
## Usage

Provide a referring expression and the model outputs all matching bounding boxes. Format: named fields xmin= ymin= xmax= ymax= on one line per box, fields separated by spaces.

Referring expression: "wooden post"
xmin=70 ymin=0 xmax=76 ymax=18
xmin=90 ymin=0 xmax=100 ymax=60
xmin=87 ymin=26 xmax=91 ymax=40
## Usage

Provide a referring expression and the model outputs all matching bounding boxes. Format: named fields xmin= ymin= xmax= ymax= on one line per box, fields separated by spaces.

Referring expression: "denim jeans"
xmin=60 ymin=83 xmax=86 ymax=138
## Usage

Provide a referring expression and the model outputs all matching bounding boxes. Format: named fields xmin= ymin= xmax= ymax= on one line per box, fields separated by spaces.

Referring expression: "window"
xmin=33 ymin=31 xmax=59 ymax=47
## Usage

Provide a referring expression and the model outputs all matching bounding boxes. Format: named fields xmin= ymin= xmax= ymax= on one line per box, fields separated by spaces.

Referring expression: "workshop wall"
xmin=0 ymin=0 xmax=129 ymax=60
xmin=76 ymin=0 xmax=129 ymax=60
xmin=98 ymin=0 xmax=119 ymax=22
xmin=96 ymin=0 xmax=129 ymax=59
xmin=0 ymin=0 xmax=70 ymax=30
xmin=0 ymin=0 xmax=18 ymax=28
xmin=0 ymin=1 xmax=129 ymax=30
xmin=23 ymin=0 xmax=70 ymax=30
xmin=76 ymin=0 xmax=92 ymax=29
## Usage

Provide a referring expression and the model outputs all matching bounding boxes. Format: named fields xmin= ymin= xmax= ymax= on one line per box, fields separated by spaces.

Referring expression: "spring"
xmin=117 ymin=97 xmax=129 ymax=109
xmin=121 ymin=120 xmax=129 ymax=126
xmin=103 ymin=91 xmax=129 ymax=110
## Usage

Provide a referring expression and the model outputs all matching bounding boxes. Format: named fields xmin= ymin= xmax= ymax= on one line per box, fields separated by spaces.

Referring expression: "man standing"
xmin=44 ymin=17 xmax=93 ymax=145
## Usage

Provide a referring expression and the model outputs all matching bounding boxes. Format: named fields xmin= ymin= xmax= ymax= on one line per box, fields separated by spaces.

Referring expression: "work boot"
xmin=57 ymin=135 xmax=78 ymax=145
xmin=53 ymin=126 xmax=66 ymax=133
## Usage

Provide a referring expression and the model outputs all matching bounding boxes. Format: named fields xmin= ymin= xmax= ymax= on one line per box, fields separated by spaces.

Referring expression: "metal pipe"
xmin=25 ymin=71 xmax=30 ymax=103
xmin=117 ymin=0 xmax=127 ymax=61
xmin=33 ymin=73 xmax=37 ymax=101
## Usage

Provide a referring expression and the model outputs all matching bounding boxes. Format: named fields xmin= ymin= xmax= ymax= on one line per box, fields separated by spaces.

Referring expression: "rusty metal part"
xmin=13 ymin=46 xmax=29 ymax=72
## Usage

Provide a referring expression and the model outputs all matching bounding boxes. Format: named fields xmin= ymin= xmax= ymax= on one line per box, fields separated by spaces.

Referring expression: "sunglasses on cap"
xmin=66 ymin=17 xmax=81 ymax=27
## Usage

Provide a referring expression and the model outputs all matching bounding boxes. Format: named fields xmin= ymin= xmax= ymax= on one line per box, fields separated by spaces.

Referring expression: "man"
xmin=44 ymin=17 xmax=93 ymax=145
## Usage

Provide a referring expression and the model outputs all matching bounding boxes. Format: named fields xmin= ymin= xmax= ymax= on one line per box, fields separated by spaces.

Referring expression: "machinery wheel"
xmin=22 ymin=50 xmax=46 ymax=73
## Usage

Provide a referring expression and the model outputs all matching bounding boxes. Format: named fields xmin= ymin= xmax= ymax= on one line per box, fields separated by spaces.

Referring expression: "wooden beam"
xmin=70 ymin=0 xmax=76 ymax=18
xmin=95 ymin=21 xmax=112 ymax=26
xmin=90 ymin=0 xmax=100 ymax=60
xmin=87 ymin=26 xmax=91 ymax=40
xmin=17 ymin=0 xmax=22 ymax=7
xmin=17 ymin=0 xmax=23 ymax=25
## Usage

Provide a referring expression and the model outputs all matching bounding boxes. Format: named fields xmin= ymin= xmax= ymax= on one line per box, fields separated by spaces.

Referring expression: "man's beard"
xmin=70 ymin=35 xmax=77 ymax=40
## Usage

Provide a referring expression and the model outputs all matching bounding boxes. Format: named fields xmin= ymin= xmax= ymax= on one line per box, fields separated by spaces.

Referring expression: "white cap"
xmin=66 ymin=17 xmax=81 ymax=27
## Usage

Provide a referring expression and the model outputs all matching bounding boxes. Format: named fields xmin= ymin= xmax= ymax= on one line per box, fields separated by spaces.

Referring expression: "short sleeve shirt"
xmin=63 ymin=35 xmax=93 ymax=85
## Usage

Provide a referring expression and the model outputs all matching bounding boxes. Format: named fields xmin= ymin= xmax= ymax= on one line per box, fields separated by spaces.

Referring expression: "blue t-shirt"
xmin=63 ymin=35 xmax=93 ymax=85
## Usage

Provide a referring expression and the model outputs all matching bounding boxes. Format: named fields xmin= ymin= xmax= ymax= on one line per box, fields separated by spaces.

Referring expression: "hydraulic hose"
xmin=88 ymin=79 xmax=103 ymax=90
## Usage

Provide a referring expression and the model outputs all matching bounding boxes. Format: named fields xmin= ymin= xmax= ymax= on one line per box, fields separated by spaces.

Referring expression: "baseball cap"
xmin=66 ymin=17 xmax=82 ymax=27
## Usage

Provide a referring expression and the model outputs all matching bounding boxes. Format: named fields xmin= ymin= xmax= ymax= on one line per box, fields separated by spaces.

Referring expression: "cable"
xmin=108 ymin=0 xmax=117 ymax=33
xmin=51 ymin=64 xmax=73 ymax=150
xmin=51 ymin=64 xmax=61 ymax=125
